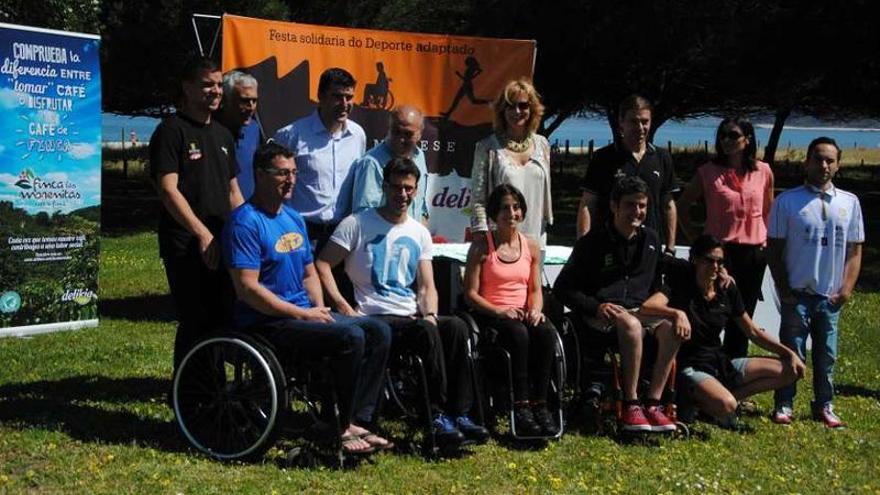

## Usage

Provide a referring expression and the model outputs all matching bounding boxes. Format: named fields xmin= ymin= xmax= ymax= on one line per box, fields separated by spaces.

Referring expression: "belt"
xmin=306 ymin=221 xmax=339 ymax=236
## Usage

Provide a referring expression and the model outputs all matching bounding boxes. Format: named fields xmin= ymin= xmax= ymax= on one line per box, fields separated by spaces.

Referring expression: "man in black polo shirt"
xmin=150 ymin=56 xmax=245 ymax=370
xmin=577 ymin=95 xmax=678 ymax=255
xmin=555 ymin=176 xmax=685 ymax=432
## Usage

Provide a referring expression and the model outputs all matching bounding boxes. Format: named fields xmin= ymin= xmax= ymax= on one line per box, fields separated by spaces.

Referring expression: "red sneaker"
xmin=813 ymin=404 xmax=845 ymax=429
xmin=620 ymin=404 xmax=652 ymax=432
xmin=645 ymin=405 xmax=676 ymax=432
xmin=771 ymin=406 xmax=793 ymax=425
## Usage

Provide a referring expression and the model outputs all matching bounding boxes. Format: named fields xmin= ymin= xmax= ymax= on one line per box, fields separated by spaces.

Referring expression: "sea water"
xmin=102 ymin=113 xmax=880 ymax=150
xmin=549 ymin=115 xmax=880 ymax=150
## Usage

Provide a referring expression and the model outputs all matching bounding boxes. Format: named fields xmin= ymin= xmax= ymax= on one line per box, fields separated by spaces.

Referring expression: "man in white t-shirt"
xmin=316 ymin=157 xmax=489 ymax=450
xmin=767 ymin=136 xmax=864 ymax=428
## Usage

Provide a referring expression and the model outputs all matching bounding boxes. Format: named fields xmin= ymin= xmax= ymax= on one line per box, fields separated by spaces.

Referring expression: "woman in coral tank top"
xmin=463 ymin=184 xmax=559 ymax=436
xmin=677 ymin=117 xmax=775 ymax=359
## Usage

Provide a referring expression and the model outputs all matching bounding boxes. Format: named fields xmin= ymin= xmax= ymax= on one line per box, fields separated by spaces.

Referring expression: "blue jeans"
xmin=333 ymin=314 xmax=392 ymax=424
xmin=774 ymin=293 xmax=841 ymax=409
xmin=252 ymin=313 xmax=391 ymax=425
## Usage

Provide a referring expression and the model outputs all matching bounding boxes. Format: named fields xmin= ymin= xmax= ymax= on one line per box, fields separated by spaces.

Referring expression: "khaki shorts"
xmin=584 ymin=308 xmax=667 ymax=335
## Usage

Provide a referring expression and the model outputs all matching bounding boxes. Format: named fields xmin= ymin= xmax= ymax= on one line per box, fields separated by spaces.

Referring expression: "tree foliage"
xmin=3 ymin=0 xmax=879 ymax=149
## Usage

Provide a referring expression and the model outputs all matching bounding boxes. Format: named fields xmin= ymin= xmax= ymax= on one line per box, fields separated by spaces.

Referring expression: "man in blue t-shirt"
xmin=221 ymin=142 xmax=393 ymax=454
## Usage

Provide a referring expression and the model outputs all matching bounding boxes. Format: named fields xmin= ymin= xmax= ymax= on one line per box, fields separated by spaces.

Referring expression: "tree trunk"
xmin=647 ymin=114 xmax=669 ymax=144
xmin=540 ymin=108 xmax=574 ymax=138
xmin=763 ymin=107 xmax=791 ymax=166
xmin=606 ymin=108 xmax=618 ymax=146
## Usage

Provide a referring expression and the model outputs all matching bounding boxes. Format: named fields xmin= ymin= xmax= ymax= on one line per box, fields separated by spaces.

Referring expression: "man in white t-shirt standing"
xmin=316 ymin=157 xmax=489 ymax=450
xmin=767 ymin=137 xmax=864 ymax=428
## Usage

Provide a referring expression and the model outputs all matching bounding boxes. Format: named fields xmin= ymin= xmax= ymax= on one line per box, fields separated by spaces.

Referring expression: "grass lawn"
xmin=1 ymin=230 xmax=880 ymax=493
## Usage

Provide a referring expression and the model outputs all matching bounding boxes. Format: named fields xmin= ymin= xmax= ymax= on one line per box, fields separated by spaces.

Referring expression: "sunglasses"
xmin=509 ymin=101 xmax=531 ymax=111
xmin=720 ymin=131 xmax=744 ymax=140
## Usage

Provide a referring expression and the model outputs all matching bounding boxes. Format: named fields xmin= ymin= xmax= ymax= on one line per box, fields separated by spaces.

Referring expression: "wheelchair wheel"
xmin=384 ymin=354 xmax=429 ymax=419
xmin=173 ymin=334 xmax=287 ymax=461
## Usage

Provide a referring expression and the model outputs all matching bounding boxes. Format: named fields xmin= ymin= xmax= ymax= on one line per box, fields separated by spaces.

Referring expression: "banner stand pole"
xmin=191 ymin=13 xmax=222 ymax=57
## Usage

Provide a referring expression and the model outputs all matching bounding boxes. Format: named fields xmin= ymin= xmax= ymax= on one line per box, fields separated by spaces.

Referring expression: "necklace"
xmin=502 ymin=133 xmax=532 ymax=153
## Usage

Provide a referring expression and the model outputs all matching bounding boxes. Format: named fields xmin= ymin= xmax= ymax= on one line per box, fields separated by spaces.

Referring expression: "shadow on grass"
xmin=99 ymin=294 xmax=176 ymax=322
xmin=0 ymin=375 xmax=186 ymax=453
xmin=836 ymin=383 xmax=880 ymax=401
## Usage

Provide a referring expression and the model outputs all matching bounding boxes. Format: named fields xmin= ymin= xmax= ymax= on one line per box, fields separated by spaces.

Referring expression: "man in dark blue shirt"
xmin=216 ymin=70 xmax=264 ymax=200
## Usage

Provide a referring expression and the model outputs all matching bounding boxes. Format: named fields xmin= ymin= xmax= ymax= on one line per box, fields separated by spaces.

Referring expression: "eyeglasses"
xmin=263 ymin=167 xmax=297 ymax=178
xmin=700 ymin=255 xmax=725 ymax=266
xmin=238 ymin=97 xmax=258 ymax=106
xmin=720 ymin=131 xmax=744 ymax=141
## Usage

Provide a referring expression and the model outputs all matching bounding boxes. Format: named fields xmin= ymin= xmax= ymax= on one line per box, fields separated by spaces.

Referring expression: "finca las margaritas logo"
xmin=14 ymin=168 xmax=35 ymax=189
xmin=12 ymin=168 xmax=81 ymax=202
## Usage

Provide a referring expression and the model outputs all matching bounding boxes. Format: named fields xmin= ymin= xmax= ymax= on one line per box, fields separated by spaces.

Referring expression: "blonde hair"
xmin=492 ymin=78 xmax=545 ymax=135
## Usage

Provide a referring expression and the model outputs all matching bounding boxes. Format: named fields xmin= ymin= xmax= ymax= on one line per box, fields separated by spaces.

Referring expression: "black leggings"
xmin=474 ymin=314 xmax=557 ymax=403
xmin=722 ymin=243 xmax=767 ymax=359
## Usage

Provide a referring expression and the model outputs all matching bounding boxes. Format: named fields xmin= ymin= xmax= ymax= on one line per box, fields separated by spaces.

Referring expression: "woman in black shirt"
xmin=642 ymin=235 xmax=805 ymax=426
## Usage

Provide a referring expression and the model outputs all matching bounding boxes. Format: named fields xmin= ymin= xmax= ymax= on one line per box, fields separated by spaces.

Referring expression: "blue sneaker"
xmin=431 ymin=413 xmax=465 ymax=448
xmin=454 ymin=415 xmax=489 ymax=444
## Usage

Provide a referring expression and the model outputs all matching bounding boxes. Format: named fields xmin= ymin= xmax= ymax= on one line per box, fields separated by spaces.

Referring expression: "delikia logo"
xmin=274 ymin=232 xmax=304 ymax=253
xmin=14 ymin=169 xmax=35 ymax=189
xmin=61 ymin=288 xmax=96 ymax=305
xmin=0 ymin=291 xmax=22 ymax=313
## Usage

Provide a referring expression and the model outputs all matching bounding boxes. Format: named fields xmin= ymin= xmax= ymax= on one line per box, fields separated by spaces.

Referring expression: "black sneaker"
xmin=454 ymin=415 xmax=490 ymax=444
xmin=533 ymin=405 xmax=558 ymax=436
xmin=513 ymin=405 xmax=541 ymax=436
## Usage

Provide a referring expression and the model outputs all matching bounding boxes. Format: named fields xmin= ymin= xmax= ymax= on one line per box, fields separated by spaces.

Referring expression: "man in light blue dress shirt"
xmin=351 ymin=105 xmax=429 ymax=224
xmin=273 ymin=67 xmax=366 ymax=250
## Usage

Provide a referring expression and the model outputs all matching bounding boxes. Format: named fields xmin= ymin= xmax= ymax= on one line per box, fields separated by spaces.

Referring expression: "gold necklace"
xmin=502 ymin=133 xmax=532 ymax=153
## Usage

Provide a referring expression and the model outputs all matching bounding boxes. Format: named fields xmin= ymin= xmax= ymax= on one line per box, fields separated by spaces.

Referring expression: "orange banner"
xmin=222 ymin=14 xmax=534 ymax=128
xmin=221 ymin=14 xmax=536 ymax=241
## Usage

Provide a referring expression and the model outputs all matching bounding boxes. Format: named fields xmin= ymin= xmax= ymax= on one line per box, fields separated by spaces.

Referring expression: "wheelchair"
xmin=563 ymin=313 xmax=690 ymax=439
xmin=379 ymin=320 xmax=486 ymax=456
xmin=172 ymin=332 xmax=347 ymax=465
xmin=458 ymin=310 xmax=568 ymax=441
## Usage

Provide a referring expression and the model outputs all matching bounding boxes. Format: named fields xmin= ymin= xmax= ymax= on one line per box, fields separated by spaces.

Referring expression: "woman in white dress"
xmin=471 ymin=78 xmax=553 ymax=247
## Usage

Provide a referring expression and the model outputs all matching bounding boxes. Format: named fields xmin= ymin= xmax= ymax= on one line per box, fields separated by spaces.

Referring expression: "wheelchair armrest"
xmin=454 ymin=310 xmax=499 ymax=346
